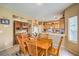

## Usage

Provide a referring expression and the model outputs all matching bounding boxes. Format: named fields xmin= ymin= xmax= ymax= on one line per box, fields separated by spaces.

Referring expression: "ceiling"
xmin=0 ymin=3 xmax=73 ymax=21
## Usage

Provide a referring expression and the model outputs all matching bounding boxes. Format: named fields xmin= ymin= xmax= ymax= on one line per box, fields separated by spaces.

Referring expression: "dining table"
xmin=26 ymin=37 xmax=52 ymax=56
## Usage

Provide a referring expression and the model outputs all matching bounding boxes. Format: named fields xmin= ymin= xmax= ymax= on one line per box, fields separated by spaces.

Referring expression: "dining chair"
xmin=16 ymin=34 xmax=28 ymax=55
xmin=26 ymin=40 xmax=45 ymax=56
xmin=48 ymin=36 xmax=63 ymax=56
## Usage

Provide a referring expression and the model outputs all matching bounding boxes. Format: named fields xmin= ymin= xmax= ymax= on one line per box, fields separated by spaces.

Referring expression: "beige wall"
xmin=59 ymin=19 xmax=64 ymax=29
xmin=0 ymin=4 xmax=79 ymax=55
xmin=0 ymin=6 xmax=34 ymax=51
xmin=64 ymin=4 xmax=79 ymax=55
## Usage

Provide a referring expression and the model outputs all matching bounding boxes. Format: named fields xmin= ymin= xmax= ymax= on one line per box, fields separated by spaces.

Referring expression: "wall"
xmin=0 ymin=6 xmax=34 ymax=51
xmin=59 ymin=19 xmax=64 ymax=29
xmin=64 ymin=4 xmax=79 ymax=55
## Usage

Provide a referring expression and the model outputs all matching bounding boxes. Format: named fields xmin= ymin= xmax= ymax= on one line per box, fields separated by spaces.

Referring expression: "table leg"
xmin=46 ymin=49 xmax=48 ymax=56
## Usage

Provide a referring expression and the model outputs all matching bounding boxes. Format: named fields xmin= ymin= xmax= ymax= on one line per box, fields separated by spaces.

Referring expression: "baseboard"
xmin=64 ymin=47 xmax=79 ymax=56
xmin=0 ymin=45 xmax=13 ymax=52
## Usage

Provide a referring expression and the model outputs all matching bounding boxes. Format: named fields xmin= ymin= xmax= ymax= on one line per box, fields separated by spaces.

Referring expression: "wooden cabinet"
xmin=13 ymin=21 xmax=31 ymax=45
xmin=54 ymin=22 xmax=59 ymax=29
xmin=15 ymin=21 xmax=21 ymax=30
xmin=32 ymin=20 xmax=38 ymax=25
xmin=14 ymin=21 xmax=30 ymax=30
xmin=41 ymin=19 xmax=65 ymax=33
xmin=22 ymin=22 xmax=29 ymax=29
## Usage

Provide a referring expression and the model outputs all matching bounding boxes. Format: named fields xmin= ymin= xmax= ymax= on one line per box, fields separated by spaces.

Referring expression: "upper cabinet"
xmin=14 ymin=21 xmax=31 ymax=30
xmin=32 ymin=20 xmax=39 ymax=25
xmin=22 ymin=22 xmax=30 ymax=29
xmin=15 ymin=21 xmax=21 ymax=30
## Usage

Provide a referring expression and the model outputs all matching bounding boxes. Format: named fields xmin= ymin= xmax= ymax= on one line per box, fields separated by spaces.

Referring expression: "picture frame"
xmin=0 ymin=18 xmax=10 ymax=25
xmin=0 ymin=19 xmax=1 ymax=24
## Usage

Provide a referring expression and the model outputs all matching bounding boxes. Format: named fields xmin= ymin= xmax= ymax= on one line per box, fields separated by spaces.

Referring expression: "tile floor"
xmin=0 ymin=45 xmax=74 ymax=56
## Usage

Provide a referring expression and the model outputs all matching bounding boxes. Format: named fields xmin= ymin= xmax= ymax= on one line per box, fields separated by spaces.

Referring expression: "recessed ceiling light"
xmin=53 ymin=16 xmax=57 ymax=19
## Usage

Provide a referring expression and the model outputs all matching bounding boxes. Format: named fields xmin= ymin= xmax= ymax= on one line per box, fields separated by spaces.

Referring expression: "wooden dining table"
xmin=26 ymin=38 xmax=52 ymax=56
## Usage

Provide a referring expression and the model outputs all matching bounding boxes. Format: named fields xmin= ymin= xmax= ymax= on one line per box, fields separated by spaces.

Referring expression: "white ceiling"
xmin=0 ymin=3 xmax=73 ymax=21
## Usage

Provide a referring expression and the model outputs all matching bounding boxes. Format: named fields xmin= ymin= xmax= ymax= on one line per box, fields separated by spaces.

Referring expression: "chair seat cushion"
xmin=48 ymin=48 xmax=58 ymax=55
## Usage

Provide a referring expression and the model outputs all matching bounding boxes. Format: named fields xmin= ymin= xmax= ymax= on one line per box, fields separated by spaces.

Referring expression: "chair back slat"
xmin=57 ymin=36 xmax=63 ymax=55
xmin=16 ymin=34 xmax=28 ymax=55
xmin=26 ymin=41 xmax=38 ymax=56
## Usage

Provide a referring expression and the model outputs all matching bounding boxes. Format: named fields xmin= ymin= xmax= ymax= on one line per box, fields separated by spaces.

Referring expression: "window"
xmin=68 ymin=16 xmax=77 ymax=43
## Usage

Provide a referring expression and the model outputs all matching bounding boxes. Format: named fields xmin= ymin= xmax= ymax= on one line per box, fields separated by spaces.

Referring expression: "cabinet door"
xmin=15 ymin=21 xmax=21 ymax=30
xmin=22 ymin=23 xmax=29 ymax=29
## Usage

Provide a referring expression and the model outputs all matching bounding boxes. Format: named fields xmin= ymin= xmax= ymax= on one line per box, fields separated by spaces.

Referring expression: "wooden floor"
xmin=0 ymin=45 xmax=74 ymax=56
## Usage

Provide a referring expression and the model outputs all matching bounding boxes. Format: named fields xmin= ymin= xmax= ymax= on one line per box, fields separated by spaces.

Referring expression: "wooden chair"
xmin=16 ymin=35 xmax=28 ymax=55
xmin=48 ymin=37 xmax=63 ymax=56
xmin=26 ymin=40 xmax=45 ymax=56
